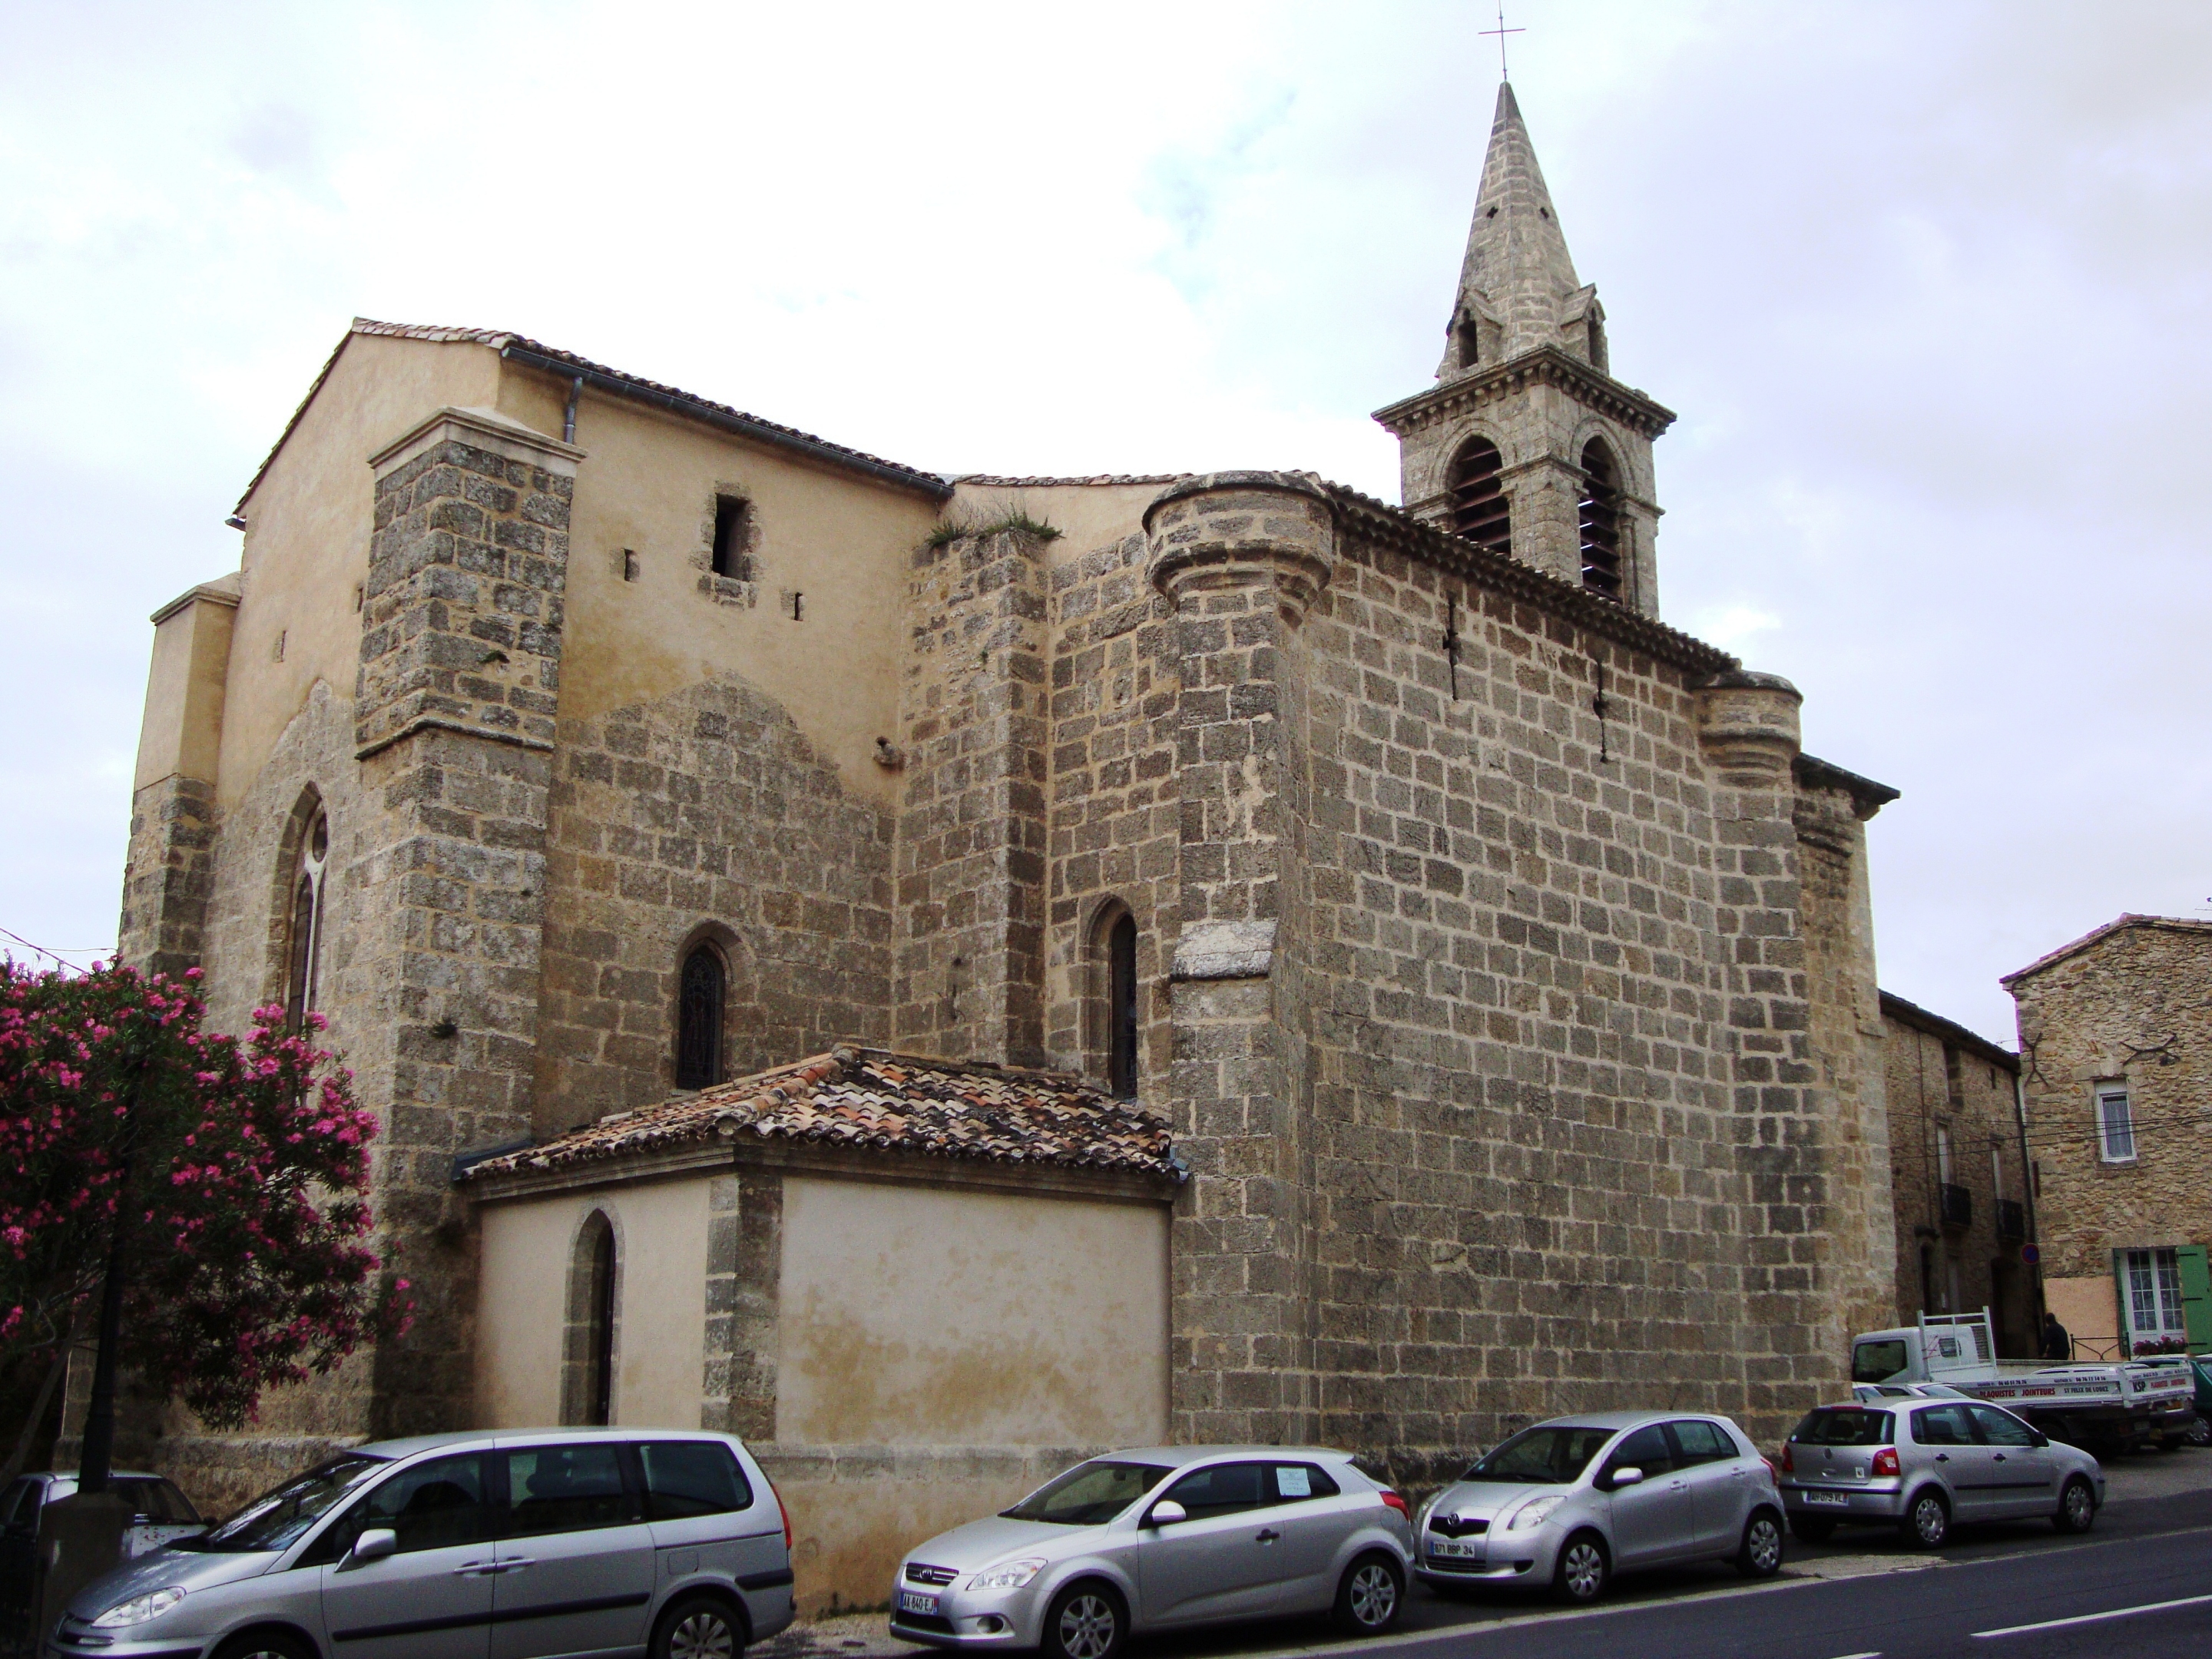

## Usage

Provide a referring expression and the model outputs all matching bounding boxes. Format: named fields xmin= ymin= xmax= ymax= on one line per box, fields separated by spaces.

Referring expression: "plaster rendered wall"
xmin=2009 ymin=922 xmax=2212 ymax=1339
xmin=2041 ymin=1275 xmax=2121 ymax=1356
xmin=776 ymin=1176 xmax=1169 ymax=1448
xmin=476 ymin=1181 xmax=710 ymax=1432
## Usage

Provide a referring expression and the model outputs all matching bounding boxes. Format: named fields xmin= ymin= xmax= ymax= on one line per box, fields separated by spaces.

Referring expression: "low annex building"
xmin=2005 ymin=916 xmax=2212 ymax=1359
xmin=105 ymin=82 xmax=1906 ymax=1608
xmin=460 ymin=1048 xmax=1177 ymax=1601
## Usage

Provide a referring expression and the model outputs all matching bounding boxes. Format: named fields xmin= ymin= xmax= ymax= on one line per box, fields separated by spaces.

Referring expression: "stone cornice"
xmin=1373 ymin=345 xmax=1678 ymax=441
xmin=1318 ymin=482 xmax=1737 ymax=677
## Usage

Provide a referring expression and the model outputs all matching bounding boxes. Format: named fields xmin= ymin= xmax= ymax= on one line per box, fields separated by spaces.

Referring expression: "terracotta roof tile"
xmin=949 ymin=474 xmax=1190 ymax=488
xmin=461 ymin=1048 xmax=1179 ymax=1184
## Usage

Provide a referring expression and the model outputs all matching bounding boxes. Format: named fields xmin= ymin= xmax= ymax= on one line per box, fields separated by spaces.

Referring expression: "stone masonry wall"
xmin=535 ymin=677 xmax=893 ymax=1135
xmin=1042 ymin=528 xmax=1180 ymax=1085
xmin=893 ymin=529 xmax=1050 ymax=1068
xmin=2009 ymin=922 xmax=2212 ymax=1293
xmin=116 ymin=777 xmax=220 ymax=981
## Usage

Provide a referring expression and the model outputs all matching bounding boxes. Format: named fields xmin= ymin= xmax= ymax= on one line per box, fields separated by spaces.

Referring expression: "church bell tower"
xmin=1375 ymin=82 xmax=1676 ymax=619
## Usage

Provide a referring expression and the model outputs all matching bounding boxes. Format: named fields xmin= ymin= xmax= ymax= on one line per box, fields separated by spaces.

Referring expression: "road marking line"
xmin=1972 ymin=1591 xmax=2212 ymax=1637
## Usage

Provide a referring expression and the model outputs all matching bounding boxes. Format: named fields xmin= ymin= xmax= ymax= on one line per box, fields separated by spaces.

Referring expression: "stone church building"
xmin=111 ymin=84 xmax=1902 ymax=1602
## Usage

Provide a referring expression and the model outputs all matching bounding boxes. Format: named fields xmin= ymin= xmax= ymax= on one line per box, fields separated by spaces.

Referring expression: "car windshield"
xmin=173 ymin=1456 xmax=389 ymax=1553
xmin=1793 ymin=1408 xmax=1895 ymax=1447
xmin=1460 ymin=1426 xmax=1614 ymax=1485
xmin=1853 ymin=1339 xmax=1910 ymax=1382
xmin=999 ymin=1461 xmax=1173 ymax=1526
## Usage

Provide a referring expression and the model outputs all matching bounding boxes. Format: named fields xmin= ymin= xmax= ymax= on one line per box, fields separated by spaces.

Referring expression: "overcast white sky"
xmin=2 ymin=0 xmax=2207 ymax=1045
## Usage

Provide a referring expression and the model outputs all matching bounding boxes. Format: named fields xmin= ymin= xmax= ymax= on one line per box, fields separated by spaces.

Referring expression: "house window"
xmin=284 ymin=806 xmax=330 ymax=1031
xmin=1577 ymin=439 xmax=1624 ymax=598
xmin=711 ymin=496 xmax=753 ymax=580
xmin=2096 ymin=1087 xmax=2136 ymax=1163
xmin=1989 ymin=1143 xmax=2003 ymax=1202
xmin=676 ymin=945 xmax=726 ymax=1090
xmin=1936 ymin=1123 xmax=1952 ymax=1185
xmin=1447 ymin=437 xmax=1511 ymax=553
xmin=2123 ymin=1247 xmax=2187 ymax=1346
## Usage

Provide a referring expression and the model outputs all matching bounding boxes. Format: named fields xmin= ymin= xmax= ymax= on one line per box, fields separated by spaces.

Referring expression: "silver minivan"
xmin=45 ymin=1429 xmax=793 ymax=1659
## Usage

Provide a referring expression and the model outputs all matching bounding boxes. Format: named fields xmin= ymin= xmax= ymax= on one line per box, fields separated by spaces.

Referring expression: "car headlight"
xmin=92 ymin=1588 xmax=186 ymax=1628
xmin=1506 ymin=1496 xmax=1565 ymax=1532
xmin=967 ymin=1558 xmax=1047 ymax=1591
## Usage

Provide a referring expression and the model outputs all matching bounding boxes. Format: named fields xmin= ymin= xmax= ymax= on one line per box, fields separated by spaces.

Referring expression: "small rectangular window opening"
xmin=791 ymin=591 xmax=803 ymax=621
xmin=2097 ymin=1088 xmax=2136 ymax=1163
xmin=273 ymin=628 xmax=286 ymax=662
xmin=711 ymin=496 xmax=751 ymax=580
xmin=622 ymin=549 xmax=640 ymax=583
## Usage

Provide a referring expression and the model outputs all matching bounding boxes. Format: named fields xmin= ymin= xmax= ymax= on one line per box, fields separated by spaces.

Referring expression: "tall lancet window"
xmin=1107 ymin=911 xmax=1139 ymax=1100
xmin=676 ymin=944 xmax=726 ymax=1090
xmin=1578 ymin=439 xmax=1624 ymax=598
xmin=1448 ymin=437 xmax=1512 ymax=554
xmin=284 ymin=807 xmax=330 ymax=1031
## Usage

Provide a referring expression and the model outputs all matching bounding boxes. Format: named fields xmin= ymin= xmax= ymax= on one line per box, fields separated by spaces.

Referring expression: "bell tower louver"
xmin=1375 ymin=82 xmax=1676 ymax=618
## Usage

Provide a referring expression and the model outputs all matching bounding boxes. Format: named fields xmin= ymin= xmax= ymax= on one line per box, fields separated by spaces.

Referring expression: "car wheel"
xmin=213 ymin=1633 xmax=315 ymax=1659
xmin=653 ymin=1593 xmax=743 ymax=1659
xmin=1332 ymin=1552 xmax=1404 ymax=1635
xmin=1042 ymin=1582 xmax=1124 ymax=1659
xmin=1787 ymin=1515 xmax=1836 ymax=1545
xmin=2187 ymin=1418 xmax=2212 ymax=1449
xmin=1734 ymin=1509 xmax=1784 ymax=1578
xmin=1899 ymin=1490 xmax=1949 ymax=1550
xmin=1551 ymin=1532 xmax=1609 ymax=1604
xmin=2052 ymin=1475 xmax=2097 ymax=1535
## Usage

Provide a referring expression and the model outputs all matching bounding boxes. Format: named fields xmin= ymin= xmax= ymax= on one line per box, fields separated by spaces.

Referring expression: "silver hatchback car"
xmin=1414 ymin=1411 xmax=1785 ymax=1604
xmin=890 ymin=1447 xmax=1414 ymax=1659
xmin=1779 ymin=1397 xmax=2105 ymax=1548
xmin=47 ymin=1429 xmax=793 ymax=1659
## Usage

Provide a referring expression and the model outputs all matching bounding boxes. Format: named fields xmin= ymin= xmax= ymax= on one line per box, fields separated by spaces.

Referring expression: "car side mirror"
xmin=1146 ymin=1500 xmax=1187 ymax=1528
xmin=1604 ymin=1467 xmax=1644 ymax=1491
xmin=348 ymin=1528 xmax=397 ymax=1565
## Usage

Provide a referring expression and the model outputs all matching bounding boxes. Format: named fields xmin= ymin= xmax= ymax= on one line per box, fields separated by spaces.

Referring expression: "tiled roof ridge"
xmin=461 ymin=1045 xmax=1178 ymax=1185
xmin=233 ymin=318 xmax=949 ymax=520
xmin=949 ymin=474 xmax=1192 ymax=488
xmin=2000 ymin=912 xmax=2212 ymax=987
xmin=1310 ymin=477 xmax=1740 ymax=676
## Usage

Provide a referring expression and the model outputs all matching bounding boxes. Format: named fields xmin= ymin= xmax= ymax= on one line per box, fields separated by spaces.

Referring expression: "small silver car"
xmin=1779 ymin=1396 xmax=2105 ymax=1548
xmin=46 ymin=1429 xmax=793 ymax=1659
xmin=1414 ymin=1411 xmax=1785 ymax=1604
xmin=890 ymin=1447 xmax=1414 ymax=1659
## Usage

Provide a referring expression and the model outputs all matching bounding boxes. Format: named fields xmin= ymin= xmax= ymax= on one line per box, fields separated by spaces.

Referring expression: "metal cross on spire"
xmin=1479 ymin=2 xmax=1525 ymax=78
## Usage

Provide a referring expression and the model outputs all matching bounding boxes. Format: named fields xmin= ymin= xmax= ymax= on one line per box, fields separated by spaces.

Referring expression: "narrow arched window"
xmin=676 ymin=945 xmax=725 ymax=1089
xmin=1578 ymin=439 xmax=1624 ymax=598
xmin=587 ymin=1220 xmax=617 ymax=1426
xmin=284 ymin=807 xmax=329 ymax=1031
xmin=1448 ymin=437 xmax=1511 ymax=554
xmin=1107 ymin=912 xmax=1139 ymax=1100
xmin=1455 ymin=313 xmax=1482 ymax=371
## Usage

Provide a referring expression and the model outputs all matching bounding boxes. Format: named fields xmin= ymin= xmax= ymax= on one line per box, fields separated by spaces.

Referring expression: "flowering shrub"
xmin=0 ymin=960 xmax=407 ymax=1428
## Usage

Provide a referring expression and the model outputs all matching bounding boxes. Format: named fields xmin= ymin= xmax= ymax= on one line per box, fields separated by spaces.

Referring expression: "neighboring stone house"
xmin=2005 ymin=916 xmax=2212 ymax=1361
xmin=1878 ymin=992 xmax=2032 ymax=1353
xmin=105 ymin=82 xmax=1905 ymax=1606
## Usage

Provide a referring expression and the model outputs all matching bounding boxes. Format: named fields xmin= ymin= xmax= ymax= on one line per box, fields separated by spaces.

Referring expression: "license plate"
xmin=1802 ymin=1491 xmax=1848 ymax=1508
xmin=1429 ymin=1538 xmax=1481 ymax=1558
xmin=898 ymin=1591 xmax=939 ymax=1616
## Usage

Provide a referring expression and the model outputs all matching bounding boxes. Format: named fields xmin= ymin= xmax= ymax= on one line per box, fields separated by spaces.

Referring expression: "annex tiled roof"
xmin=949 ymin=474 xmax=1190 ymax=488
xmin=2000 ymin=914 xmax=2212 ymax=987
xmin=460 ymin=1048 xmax=1179 ymax=1184
xmin=233 ymin=319 xmax=949 ymax=521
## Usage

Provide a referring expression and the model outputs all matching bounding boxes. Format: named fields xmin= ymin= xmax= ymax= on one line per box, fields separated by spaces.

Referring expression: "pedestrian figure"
xmin=2041 ymin=1311 xmax=2071 ymax=1362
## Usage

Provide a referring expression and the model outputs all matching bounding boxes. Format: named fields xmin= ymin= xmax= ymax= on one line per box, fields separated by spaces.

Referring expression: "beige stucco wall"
xmin=2044 ymin=1275 xmax=2121 ymax=1358
xmin=134 ymin=589 xmax=237 ymax=790
xmin=475 ymin=1178 xmax=711 ymax=1430
xmin=221 ymin=333 xmax=502 ymax=810
xmin=778 ymin=1176 xmax=1170 ymax=1448
xmin=496 ymin=367 xmax=940 ymax=813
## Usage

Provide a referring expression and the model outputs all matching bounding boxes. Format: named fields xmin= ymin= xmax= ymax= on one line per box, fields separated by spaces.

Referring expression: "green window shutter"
xmin=2178 ymin=1246 xmax=2212 ymax=1351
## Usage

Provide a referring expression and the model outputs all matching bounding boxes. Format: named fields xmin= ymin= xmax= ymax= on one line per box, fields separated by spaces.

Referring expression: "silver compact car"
xmin=1779 ymin=1397 xmax=2105 ymax=1548
xmin=46 ymin=1429 xmax=793 ymax=1659
xmin=1414 ymin=1412 xmax=1785 ymax=1605
xmin=890 ymin=1447 xmax=1414 ymax=1659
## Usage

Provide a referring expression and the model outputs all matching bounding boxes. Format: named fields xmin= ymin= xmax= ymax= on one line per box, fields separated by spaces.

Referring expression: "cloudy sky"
xmin=2 ymin=0 xmax=2206 ymax=1045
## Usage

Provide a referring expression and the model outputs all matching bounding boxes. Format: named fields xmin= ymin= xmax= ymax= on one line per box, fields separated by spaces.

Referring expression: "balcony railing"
xmin=1995 ymin=1198 xmax=2026 ymax=1241
xmin=1939 ymin=1183 xmax=1972 ymax=1230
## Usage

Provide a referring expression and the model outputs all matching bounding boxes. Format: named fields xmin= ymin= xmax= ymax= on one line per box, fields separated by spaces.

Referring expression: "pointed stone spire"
xmin=1437 ymin=82 xmax=1606 ymax=378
